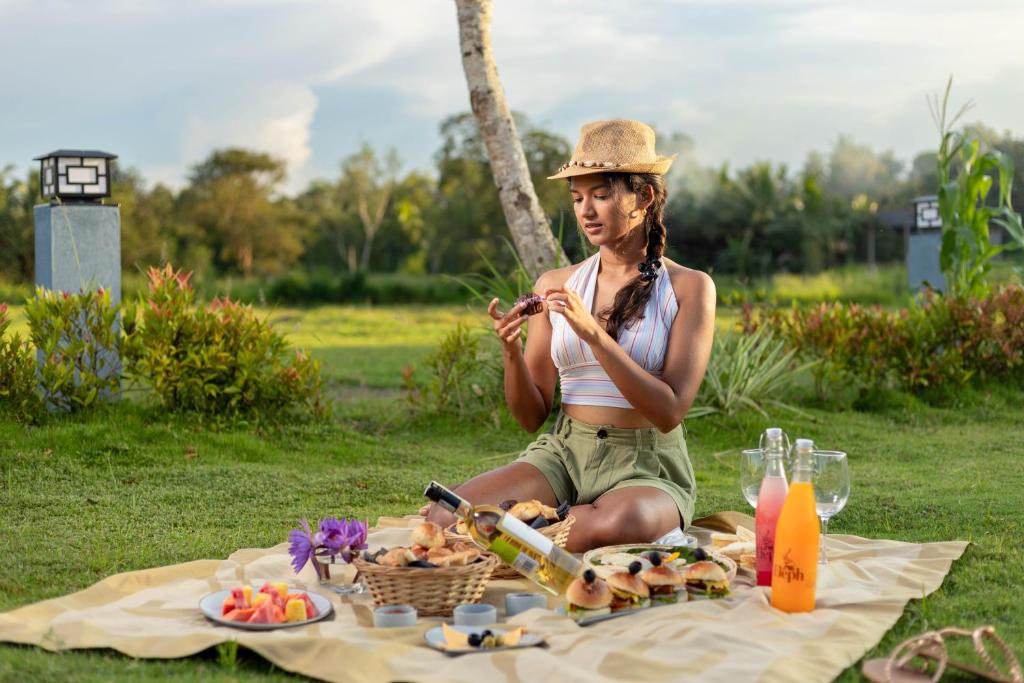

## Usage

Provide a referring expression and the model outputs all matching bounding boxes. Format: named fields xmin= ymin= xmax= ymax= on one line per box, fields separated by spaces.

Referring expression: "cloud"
xmin=179 ymin=83 xmax=318 ymax=192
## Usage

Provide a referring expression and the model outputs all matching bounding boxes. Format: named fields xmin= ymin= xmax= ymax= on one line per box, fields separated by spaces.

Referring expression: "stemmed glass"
xmin=812 ymin=450 xmax=850 ymax=565
xmin=739 ymin=448 xmax=766 ymax=512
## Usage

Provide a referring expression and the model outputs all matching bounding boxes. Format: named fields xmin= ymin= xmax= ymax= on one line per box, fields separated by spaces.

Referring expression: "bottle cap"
xmin=765 ymin=427 xmax=782 ymax=439
xmin=795 ymin=438 xmax=815 ymax=449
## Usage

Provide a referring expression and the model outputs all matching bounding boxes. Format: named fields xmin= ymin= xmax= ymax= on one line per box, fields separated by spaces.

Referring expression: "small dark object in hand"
xmin=530 ymin=515 xmax=551 ymax=529
xmin=499 ymin=499 xmax=518 ymax=511
xmin=407 ymin=560 xmax=439 ymax=569
xmin=514 ymin=293 xmax=544 ymax=316
xmin=555 ymin=501 xmax=571 ymax=521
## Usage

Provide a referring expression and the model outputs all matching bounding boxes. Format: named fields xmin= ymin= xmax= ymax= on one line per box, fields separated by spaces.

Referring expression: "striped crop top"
xmin=550 ymin=253 xmax=679 ymax=409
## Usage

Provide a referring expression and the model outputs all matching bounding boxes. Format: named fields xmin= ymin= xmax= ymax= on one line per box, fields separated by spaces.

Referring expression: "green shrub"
xmin=404 ymin=322 xmax=503 ymax=424
xmin=0 ymin=302 xmax=41 ymax=421
xmin=24 ymin=287 xmax=124 ymax=412
xmin=124 ymin=264 xmax=327 ymax=421
xmin=688 ymin=326 xmax=815 ymax=419
xmin=745 ymin=286 xmax=1024 ymax=395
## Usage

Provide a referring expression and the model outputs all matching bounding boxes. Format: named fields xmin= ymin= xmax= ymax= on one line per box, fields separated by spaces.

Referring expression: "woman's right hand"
xmin=488 ymin=297 xmax=529 ymax=351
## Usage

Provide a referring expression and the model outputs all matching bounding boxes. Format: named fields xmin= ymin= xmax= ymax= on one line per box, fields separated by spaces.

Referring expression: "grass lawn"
xmin=1 ymin=303 xmax=1022 ymax=681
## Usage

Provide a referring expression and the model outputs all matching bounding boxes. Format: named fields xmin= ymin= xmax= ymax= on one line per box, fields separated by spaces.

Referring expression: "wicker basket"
xmin=445 ymin=514 xmax=576 ymax=581
xmin=352 ymin=553 xmax=499 ymax=617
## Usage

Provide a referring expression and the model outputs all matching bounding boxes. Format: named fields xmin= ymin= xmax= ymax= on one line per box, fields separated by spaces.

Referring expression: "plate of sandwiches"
xmin=582 ymin=543 xmax=738 ymax=583
xmin=561 ymin=553 xmax=734 ymax=626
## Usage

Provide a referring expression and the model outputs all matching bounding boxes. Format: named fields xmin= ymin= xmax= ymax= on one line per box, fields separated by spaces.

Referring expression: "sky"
xmin=1 ymin=0 xmax=1022 ymax=194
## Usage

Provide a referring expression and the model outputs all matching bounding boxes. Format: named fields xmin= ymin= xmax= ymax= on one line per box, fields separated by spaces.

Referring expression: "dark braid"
xmin=599 ymin=172 xmax=668 ymax=341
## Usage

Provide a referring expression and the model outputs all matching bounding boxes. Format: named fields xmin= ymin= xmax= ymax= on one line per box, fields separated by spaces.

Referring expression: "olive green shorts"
xmin=516 ymin=412 xmax=696 ymax=528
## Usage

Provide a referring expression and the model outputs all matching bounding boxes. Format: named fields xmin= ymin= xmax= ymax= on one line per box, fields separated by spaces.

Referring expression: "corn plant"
xmin=688 ymin=326 xmax=816 ymax=419
xmin=930 ymin=78 xmax=1024 ymax=298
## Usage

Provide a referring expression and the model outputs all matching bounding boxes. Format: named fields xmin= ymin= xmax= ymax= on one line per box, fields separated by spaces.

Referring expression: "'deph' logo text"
xmin=774 ymin=549 xmax=805 ymax=583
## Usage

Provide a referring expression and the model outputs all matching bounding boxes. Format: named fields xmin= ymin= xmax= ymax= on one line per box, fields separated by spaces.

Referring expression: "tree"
xmin=0 ymin=167 xmax=36 ymax=283
xmin=340 ymin=144 xmax=401 ymax=272
xmin=454 ymin=0 xmax=566 ymax=278
xmin=179 ymin=149 xmax=311 ymax=277
xmin=112 ymin=167 xmax=178 ymax=274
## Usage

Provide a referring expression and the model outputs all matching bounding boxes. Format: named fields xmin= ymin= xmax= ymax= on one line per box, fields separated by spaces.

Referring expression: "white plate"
xmin=423 ymin=625 xmax=545 ymax=655
xmin=199 ymin=588 xmax=333 ymax=630
xmin=582 ymin=543 xmax=737 ymax=582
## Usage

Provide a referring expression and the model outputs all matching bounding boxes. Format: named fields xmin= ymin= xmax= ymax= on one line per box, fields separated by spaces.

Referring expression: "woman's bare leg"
xmin=564 ymin=487 xmax=680 ymax=553
xmin=423 ymin=462 xmax=558 ymax=528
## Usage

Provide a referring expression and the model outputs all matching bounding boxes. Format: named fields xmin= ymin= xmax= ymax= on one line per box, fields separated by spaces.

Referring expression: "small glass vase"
xmin=313 ymin=550 xmax=365 ymax=595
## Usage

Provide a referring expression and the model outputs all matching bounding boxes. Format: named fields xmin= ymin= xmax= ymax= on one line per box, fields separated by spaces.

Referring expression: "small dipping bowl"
xmin=453 ymin=603 xmax=497 ymax=626
xmin=373 ymin=604 xmax=417 ymax=628
xmin=505 ymin=592 xmax=548 ymax=617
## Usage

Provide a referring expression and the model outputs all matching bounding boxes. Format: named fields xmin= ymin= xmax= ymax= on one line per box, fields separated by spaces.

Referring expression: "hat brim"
xmin=546 ymin=154 xmax=677 ymax=180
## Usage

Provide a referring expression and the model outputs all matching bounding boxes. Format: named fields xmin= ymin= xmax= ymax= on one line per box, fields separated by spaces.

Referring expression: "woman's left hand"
xmin=545 ymin=287 xmax=605 ymax=346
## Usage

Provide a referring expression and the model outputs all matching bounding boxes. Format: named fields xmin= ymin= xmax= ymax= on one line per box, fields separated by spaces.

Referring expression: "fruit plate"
xmin=581 ymin=543 xmax=737 ymax=582
xmin=199 ymin=589 xmax=333 ymax=630
xmin=424 ymin=625 xmax=545 ymax=655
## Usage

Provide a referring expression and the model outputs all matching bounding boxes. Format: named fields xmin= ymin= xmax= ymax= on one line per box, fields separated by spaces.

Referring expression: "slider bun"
xmin=411 ymin=521 xmax=446 ymax=549
xmin=566 ymin=574 xmax=612 ymax=609
xmin=426 ymin=546 xmax=454 ymax=561
xmin=640 ymin=565 xmax=683 ymax=587
xmin=606 ymin=571 xmax=650 ymax=598
xmin=683 ymin=561 xmax=728 ymax=583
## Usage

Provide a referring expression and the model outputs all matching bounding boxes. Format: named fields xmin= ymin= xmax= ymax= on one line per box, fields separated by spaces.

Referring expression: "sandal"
xmin=862 ymin=625 xmax=1023 ymax=683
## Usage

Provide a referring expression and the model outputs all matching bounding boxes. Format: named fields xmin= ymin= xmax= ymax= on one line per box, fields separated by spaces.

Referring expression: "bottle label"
xmin=774 ymin=548 xmax=806 ymax=584
xmin=510 ymin=552 xmax=540 ymax=575
xmin=496 ymin=515 xmax=554 ymax=555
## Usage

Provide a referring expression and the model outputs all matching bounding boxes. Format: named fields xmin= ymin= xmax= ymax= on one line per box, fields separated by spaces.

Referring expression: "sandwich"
xmin=605 ymin=561 xmax=651 ymax=611
xmin=639 ymin=553 xmax=684 ymax=604
xmin=565 ymin=569 xmax=612 ymax=621
xmin=683 ymin=561 xmax=731 ymax=599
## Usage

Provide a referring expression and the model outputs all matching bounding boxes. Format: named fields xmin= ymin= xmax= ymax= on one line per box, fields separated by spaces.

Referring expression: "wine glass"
xmin=739 ymin=448 xmax=766 ymax=512
xmin=812 ymin=450 xmax=850 ymax=565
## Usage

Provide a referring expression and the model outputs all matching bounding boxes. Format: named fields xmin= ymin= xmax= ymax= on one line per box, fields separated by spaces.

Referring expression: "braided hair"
xmin=598 ymin=172 xmax=668 ymax=341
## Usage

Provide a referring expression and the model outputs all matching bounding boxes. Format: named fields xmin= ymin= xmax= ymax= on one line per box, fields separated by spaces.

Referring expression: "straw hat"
xmin=547 ymin=119 xmax=677 ymax=180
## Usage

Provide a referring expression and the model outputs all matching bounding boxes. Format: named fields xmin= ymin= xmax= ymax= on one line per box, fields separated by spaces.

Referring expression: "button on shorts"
xmin=516 ymin=412 xmax=696 ymax=527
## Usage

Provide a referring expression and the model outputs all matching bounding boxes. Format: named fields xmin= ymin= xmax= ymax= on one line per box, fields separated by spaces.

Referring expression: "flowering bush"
xmin=24 ymin=287 xmax=124 ymax=412
xmin=0 ymin=303 xmax=41 ymax=421
xmin=288 ymin=517 xmax=368 ymax=579
xmin=745 ymin=285 xmax=1024 ymax=395
xmin=123 ymin=264 xmax=326 ymax=421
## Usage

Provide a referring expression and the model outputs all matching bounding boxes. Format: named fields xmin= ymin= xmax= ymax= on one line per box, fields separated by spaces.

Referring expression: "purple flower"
xmin=287 ymin=517 xmax=369 ymax=575
xmin=287 ymin=518 xmax=314 ymax=575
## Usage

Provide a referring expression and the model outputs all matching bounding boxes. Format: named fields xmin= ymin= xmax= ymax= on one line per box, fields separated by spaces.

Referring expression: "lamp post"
xmin=33 ymin=150 xmax=121 ymax=303
xmin=33 ymin=150 xmax=122 ymax=407
xmin=907 ymin=195 xmax=945 ymax=292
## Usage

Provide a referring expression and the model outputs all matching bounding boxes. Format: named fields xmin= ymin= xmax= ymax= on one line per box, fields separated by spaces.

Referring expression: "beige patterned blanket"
xmin=0 ymin=512 xmax=967 ymax=683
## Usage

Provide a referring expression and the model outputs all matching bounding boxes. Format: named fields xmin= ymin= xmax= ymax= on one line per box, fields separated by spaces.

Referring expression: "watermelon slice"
xmin=224 ymin=607 xmax=257 ymax=622
xmin=221 ymin=595 xmax=235 ymax=616
xmin=249 ymin=597 xmax=278 ymax=624
xmin=230 ymin=587 xmax=248 ymax=609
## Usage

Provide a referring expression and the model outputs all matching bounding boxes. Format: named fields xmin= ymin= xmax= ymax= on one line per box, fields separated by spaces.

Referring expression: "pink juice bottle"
xmin=755 ymin=427 xmax=789 ymax=586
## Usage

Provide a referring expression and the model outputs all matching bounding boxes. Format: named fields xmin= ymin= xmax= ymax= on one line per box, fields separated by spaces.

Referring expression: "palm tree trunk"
xmin=454 ymin=0 xmax=567 ymax=279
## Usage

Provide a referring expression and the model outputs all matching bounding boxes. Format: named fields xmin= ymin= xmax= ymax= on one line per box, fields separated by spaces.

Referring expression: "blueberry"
xmin=628 ymin=561 xmax=642 ymax=575
xmin=695 ymin=547 xmax=707 ymax=561
xmin=467 ymin=633 xmax=483 ymax=647
xmin=583 ymin=569 xmax=596 ymax=583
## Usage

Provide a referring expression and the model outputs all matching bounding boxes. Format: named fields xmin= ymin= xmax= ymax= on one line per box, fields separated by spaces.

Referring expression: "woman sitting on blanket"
xmin=421 ymin=119 xmax=716 ymax=553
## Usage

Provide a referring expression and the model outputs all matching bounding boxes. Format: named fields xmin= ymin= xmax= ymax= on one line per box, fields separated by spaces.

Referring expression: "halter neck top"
xmin=549 ymin=253 xmax=679 ymax=409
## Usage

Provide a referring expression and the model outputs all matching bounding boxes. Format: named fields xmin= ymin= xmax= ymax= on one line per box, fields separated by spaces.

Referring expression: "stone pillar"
xmin=34 ymin=202 xmax=122 ymax=406
xmin=34 ymin=203 xmax=121 ymax=303
xmin=907 ymin=231 xmax=946 ymax=292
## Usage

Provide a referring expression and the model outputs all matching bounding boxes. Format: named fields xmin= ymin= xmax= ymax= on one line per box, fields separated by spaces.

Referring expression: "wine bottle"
xmin=424 ymin=481 xmax=581 ymax=595
xmin=770 ymin=439 xmax=820 ymax=613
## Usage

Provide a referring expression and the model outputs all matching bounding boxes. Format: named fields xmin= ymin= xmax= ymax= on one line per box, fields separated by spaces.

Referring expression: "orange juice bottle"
xmin=770 ymin=438 xmax=820 ymax=613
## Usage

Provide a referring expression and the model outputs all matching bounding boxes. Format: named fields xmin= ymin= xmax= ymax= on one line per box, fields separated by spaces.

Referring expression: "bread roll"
xmin=379 ymin=547 xmax=411 ymax=567
xmin=411 ymin=521 xmax=445 ymax=549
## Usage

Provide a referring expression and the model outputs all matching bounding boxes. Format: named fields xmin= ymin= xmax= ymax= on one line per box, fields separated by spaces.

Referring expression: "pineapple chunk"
xmin=273 ymin=582 xmax=289 ymax=599
xmin=253 ymin=593 xmax=270 ymax=608
xmin=242 ymin=585 xmax=253 ymax=607
xmin=285 ymin=599 xmax=307 ymax=622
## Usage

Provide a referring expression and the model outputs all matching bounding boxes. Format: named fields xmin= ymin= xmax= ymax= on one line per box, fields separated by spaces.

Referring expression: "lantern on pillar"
xmin=34 ymin=150 xmax=117 ymax=203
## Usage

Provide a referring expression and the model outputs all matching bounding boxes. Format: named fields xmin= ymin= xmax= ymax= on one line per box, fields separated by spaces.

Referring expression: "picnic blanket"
xmin=0 ymin=512 xmax=967 ymax=683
